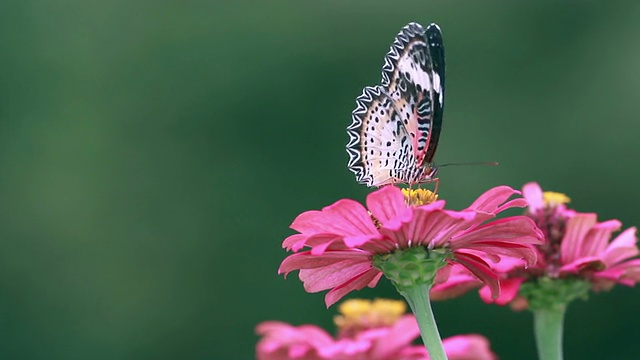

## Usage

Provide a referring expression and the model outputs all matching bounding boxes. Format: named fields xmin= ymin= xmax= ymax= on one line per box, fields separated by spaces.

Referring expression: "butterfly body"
xmin=347 ymin=22 xmax=445 ymax=187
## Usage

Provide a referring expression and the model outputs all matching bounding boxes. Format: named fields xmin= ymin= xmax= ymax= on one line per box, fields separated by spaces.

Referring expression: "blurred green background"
xmin=1 ymin=1 xmax=639 ymax=359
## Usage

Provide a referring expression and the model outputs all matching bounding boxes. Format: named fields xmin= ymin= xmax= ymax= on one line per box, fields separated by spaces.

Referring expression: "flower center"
xmin=333 ymin=298 xmax=406 ymax=337
xmin=526 ymin=191 xmax=572 ymax=277
xmin=543 ymin=191 xmax=571 ymax=206
xmin=402 ymin=188 xmax=438 ymax=206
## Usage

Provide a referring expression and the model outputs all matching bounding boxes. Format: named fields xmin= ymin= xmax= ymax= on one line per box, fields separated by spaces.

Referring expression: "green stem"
xmin=533 ymin=305 xmax=566 ymax=360
xmin=401 ymin=283 xmax=448 ymax=360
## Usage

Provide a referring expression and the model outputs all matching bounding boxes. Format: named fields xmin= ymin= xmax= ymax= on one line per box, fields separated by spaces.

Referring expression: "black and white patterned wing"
xmin=347 ymin=22 xmax=445 ymax=187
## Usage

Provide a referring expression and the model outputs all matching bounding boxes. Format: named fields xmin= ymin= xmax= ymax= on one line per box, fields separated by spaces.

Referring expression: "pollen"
xmin=368 ymin=211 xmax=383 ymax=229
xmin=402 ymin=188 xmax=438 ymax=206
xmin=543 ymin=191 xmax=571 ymax=206
xmin=333 ymin=299 xmax=406 ymax=336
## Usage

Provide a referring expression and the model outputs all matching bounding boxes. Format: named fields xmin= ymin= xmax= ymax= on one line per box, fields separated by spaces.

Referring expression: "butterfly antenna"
xmin=437 ymin=161 xmax=499 ymax=167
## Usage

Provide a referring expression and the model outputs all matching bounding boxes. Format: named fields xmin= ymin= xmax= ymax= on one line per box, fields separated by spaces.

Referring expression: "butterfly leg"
xmin=416 ymin=177 xmax=439 ymax=194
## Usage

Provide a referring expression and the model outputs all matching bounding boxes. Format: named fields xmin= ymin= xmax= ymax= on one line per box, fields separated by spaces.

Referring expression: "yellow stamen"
xmin=543 ymin=191 xmax=571 ymax=206
xmin=333 ymin=298 xmax=406 ymax=333
xmin=402 ymin=188 xmax=438 ymax=206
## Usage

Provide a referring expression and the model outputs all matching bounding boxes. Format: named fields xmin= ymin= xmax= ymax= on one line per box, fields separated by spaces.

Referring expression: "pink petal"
xmin=320 ymin=336 xmax=371 ymax=357
xmin=522 ymin=182 xmax=544 ymax=212
xmin=454 ymin=216 xmax=543 ymax=244
xmin=283 ymin=234 xmax=308 ymax=251
xmin=255 ymin=321 xmax=333 ymax=360
xmin=454 ymin=252 xmax=500 ymax=299
xmin=256 ymin=321 xmax=333 ymax=344
xmin=593 ymin=268 xmax=627 ymax=283
xmin=490 ymin=256 xmax=528 ymax=273
xmin=600 ymin=248 xmax=636 ymax=269
xmin=463 ymin=241 xmax=538 ymax=266
xmin=578 ymin=219 xmax=622 ymax=258
xmin=597 ymin=259 xmax=640 ymax=281
xmin=416 ymin=199 xmax=448 ymax=212
xmin=323 ymin=268 xmax=382 ymax=307
xmin=465 ymin=185 xmax=519 ymax=214
xmin=481 ymin=278 xmax=525 ymax=305
xmin=278 ymin=250 xmax=371 ymax=276
xmin=595 ymin=259 xmax=640 ymax=285
xmin=289 ymin=209 xmax=324 ymax=233
xmin=601 ymin=227 xmax=639 ymax=266
xmin=299 ymin=259 xmax=374 ymax=292
xmin=380 ymin=206 xmax=475 ymax=248
xmin=343 ymin=233 xmax=385 ymax=248
xmin=452 ymin=216 xmax=544 ymax=254
xmin=302 ymin=234 xmax=345 ymax=253
xmin=443 ymin=334 xmax=497 ymax=360
xmin=365 ymin=185 xmax=410 ymax=223
xmin=478 ymin=285 xmax=493 ymax=304
xmin=291 ymin=199 xmax=378 ymax=236
xmin=358 ymin=238 xmax=399 ymax=254
xmin=419 ymin=210 xmax=477 ymax=247
xmin=431 ymin=265 xmax=484 ymax=301
xmin=494 ymin=198 xmax=528 ymax=213
xmin=256 ymin=321 xmax=289 ymax=335
xmin=371 ymin=315 xmax=421 ymax=357
xmin=397 ymin=346 xmax=429 ymax=360
xmin=431 ymin=279 xmax=484 ymax=301
xmin=433 ymin=263 xmax=453 ymax=284
xmin=377 ymin=201 xmax=446 ymax=247
xmin=367 ymin=271 xmax=384 ymax=287
xmin=560 ymin=213 xmax=598 ymax=264
xmin=559 ymin=256 xmax=603 ymax=274
xmin=497 ymin=279 xmax=524 ymax=305
xmin=309 ymin=242 xmax=338 ymax=256
xmin=607 ymin=227 xmax=638 ymax=249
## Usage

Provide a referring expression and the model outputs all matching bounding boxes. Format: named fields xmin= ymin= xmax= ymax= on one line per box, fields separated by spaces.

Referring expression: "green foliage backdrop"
xmin=1 ymin=1 xmax=639 ymax=359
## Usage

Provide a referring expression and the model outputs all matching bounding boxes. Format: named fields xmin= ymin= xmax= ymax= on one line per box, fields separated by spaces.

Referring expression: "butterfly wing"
xmin=423 ymin=23 xmax=445 ymax=164
xmin=347 ymin=85 xmax=417 ymax=186
xmin=347 ymin=22 xmax=445 ymax=187
xmin=381 ymin=22 xmax=434 ymax=168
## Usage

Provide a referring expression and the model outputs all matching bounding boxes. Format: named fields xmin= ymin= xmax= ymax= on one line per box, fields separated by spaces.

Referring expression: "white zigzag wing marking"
xmin=347 ymin=86 xmax=416 ymax=186
xmin=347 ymin=22 xmax=444 ymax=187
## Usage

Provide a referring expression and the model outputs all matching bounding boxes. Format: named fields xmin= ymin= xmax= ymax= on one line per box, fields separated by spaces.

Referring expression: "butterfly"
xmin=346 ymin=22 xmax=445 ymax=187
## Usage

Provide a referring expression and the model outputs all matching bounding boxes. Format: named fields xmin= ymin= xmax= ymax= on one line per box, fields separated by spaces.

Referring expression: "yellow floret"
xmin=402 ymin=188 xmax=438 ymax=206
xmin=334 ymin=298 xmax=406 ymax=331
xmin=543 ymin=191 xmax=571 ymax=206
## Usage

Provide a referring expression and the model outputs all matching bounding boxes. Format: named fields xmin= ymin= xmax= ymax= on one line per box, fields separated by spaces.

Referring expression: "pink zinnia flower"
xmin=433 ymin=182 xmax=640 ymax=308
xmin=256 ymin=299 xmax=497 ymax=360
xmin=279 ymin=185 xmax=543 ymax=307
